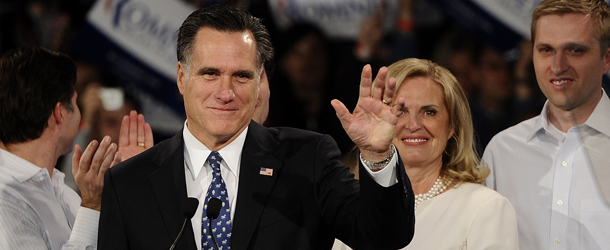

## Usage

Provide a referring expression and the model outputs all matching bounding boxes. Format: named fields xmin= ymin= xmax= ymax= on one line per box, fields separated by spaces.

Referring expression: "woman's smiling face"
xmin=392 ymin=76 xmax=454 ymax=168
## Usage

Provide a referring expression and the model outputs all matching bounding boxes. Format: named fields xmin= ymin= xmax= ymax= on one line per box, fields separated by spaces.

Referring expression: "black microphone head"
xmin=206 ymin=197 xmax=222 ymax=220
xmin=183 ymin=197 xmax=199 ymax=219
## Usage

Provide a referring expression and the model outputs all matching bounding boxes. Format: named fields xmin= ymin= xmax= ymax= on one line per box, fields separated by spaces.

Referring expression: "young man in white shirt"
xmin=483 ymin=0 xmax=610 ymax=249
xmin=0 ymin=47 xmax=152 ymax=249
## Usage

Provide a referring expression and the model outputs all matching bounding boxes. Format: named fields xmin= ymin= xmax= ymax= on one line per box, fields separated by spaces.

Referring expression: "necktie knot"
xmin=207 ymin=151 xmax=222 ymax=173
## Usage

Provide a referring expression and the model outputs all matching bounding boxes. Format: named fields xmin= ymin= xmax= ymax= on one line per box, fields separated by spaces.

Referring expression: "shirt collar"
xmin=527 ymin=100 xmax=551 ymax=142
xmin=182 ymin=120 xmax=247 ymax=179
xmin=0 ymin=148 xmax=61 ymax=182
xmin=528 ymin=88 xmax=610 ymax=141
xmin=584 ymin=88 xmax=610 ymax=137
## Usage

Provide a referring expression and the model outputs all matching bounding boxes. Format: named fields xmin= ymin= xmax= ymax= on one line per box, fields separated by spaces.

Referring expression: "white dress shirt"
xmin=182 ymin=122 xmax=398 ymax=250
xmin=0 ymin=148 xmax=99 ymax=250
xmin=483 ymin=90 xmax=610 ymax=250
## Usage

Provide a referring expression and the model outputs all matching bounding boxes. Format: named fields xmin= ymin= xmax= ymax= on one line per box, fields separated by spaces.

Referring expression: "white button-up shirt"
xmin=0 ymin=148 xmax=99 ymax=250
xmin=483 ymin=90 xmax=610 ymax=250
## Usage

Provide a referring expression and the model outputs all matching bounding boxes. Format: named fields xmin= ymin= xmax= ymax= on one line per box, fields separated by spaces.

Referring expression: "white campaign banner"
xmin=472 ymin=0 xmax=610 ymax=40
xmin=87 ymin=0 xmax=195 ymax=80
xmin=471 ymin=0 xmax=541 ymax=39
xmin=268 ymin=0 xmax=398 ymax=40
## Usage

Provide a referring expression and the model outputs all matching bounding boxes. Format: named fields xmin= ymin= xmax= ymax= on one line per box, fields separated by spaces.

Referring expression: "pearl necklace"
xmin=414 ymin=176 xmax=451 ymax=210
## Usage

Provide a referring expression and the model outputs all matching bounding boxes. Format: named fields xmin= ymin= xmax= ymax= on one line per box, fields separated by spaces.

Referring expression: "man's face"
xmin=533 ymin=13 xmax=610 ymax=113
xmin=177 ymin=27 xmax=260 ymax=147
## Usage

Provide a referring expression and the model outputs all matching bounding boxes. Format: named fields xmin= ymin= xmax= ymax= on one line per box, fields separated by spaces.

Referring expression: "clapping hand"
xmin=331 ymin=65 xmax=405 ymax=163
xmin=73 ymin=136 xmax=119 ymax=211
xmin=72 ymin=110 xmax=153 ymax=211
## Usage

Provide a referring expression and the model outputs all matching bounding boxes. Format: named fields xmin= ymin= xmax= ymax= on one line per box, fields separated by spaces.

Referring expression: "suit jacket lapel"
xmin=232 ymin=122 xmax=284 ymax=249
xmin=148 ymin=132 xmax=197 ymax=249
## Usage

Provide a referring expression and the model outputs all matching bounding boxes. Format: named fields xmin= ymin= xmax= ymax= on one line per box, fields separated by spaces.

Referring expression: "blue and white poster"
xmin=427 ymin=0 xmax=530 ymax=55
xmin=268 ymin=0 xmax=399 ymax=40
xmin=71 ymin=0 xmax=195 ymax=133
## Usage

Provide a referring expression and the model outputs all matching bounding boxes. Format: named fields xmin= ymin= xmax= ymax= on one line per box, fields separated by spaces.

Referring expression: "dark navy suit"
xmin=99 ymin=121 xmax=415 ymax=250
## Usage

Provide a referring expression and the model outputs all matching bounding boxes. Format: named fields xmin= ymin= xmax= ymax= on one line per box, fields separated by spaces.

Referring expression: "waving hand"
xmin=331 ymin=65 xmax=405 ymax=163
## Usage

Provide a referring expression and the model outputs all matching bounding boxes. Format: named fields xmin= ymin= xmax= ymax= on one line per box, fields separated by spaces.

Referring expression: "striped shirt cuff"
xmin=68 ymin=207 xmax=100 ymax=246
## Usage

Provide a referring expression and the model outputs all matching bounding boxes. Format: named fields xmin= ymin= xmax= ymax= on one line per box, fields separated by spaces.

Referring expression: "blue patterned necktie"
xmin=202 ymin=152 xmax=231 ymax=250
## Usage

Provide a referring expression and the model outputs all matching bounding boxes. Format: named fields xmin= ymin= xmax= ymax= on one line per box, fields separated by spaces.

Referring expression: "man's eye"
xmin=202 ymin=73 xmax=216 ymax=79
xmin=540 ymin=47 xmax=552 ymax=53
xmin=234 ymin=77 xmax=248 ymax=84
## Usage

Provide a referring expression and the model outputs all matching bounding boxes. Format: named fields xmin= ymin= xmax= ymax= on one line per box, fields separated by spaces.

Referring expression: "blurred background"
xmin=2 ymin=0 xmax=607 ymax=161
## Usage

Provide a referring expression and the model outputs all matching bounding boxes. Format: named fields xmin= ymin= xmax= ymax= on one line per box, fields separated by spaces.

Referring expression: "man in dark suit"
xmin=98 ymin=5 xmax=415 ymax=250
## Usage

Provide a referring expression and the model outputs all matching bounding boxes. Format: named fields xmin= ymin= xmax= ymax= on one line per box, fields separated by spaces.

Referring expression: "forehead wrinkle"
xmin=537 ymin=14 xmax=598 ymax=41
xmin=194 ymin=28 xmax=257 ymax=66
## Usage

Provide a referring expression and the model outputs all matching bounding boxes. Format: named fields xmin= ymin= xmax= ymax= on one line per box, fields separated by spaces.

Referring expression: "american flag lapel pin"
xmin=259 ymin=167 xmax=273 ymax=176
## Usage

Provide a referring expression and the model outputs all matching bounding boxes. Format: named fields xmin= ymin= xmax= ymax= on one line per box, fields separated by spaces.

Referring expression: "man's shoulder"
xmin=250 ymin=124 xmax=330 ymax=146
xmin=482 ymin=115 xmax=544 ymax=169
xmin=486 ymin=115 xmax=541 ymax=148
xmin=249 ymin=125 xmax=340 ymax=160
xmin=110 ymin=134 xmax=182 ymax=176
xmin=0 ymin=165 xmax=37 ymax=202
xmin=0 ymin=175 xmax=25 ymax=204
xmin=0 ymin=172 xmax=46 ymax=219
xmin=268 ymin=126 xmax=327 ymax=140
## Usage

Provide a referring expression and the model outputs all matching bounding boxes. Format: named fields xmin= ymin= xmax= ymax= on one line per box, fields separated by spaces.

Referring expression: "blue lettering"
xmin=118 ymin=1 xmax=151 ymax=32
xmin=293 ymin=0 xmax=379 ymax=22
xmin=112 ymin=0 xmax=179 ymax=54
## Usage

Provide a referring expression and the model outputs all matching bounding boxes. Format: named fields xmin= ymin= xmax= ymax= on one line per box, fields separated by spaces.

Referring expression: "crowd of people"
xmin=1 ymin=0 xmax=609 ymax=249
xmin=0 ymin=0 xmax=549 ymax=157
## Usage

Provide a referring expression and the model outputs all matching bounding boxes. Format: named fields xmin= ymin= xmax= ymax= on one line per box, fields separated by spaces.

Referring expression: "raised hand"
xmin=73 ymin=136 xmax=119 ymax=211
xmin=117 ymin=110 xmax=153 ymax=162
xmin=331 ymin=65 xmax=405 ymax=162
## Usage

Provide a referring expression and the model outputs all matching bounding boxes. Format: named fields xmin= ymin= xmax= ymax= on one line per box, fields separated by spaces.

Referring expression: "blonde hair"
xmin=385 ymin=58 xmax=489 ymax=184
xmin=531 ymin=0 xmax=610 ymax=52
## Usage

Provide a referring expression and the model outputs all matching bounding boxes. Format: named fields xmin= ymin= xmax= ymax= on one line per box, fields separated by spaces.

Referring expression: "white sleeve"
xmin=360 ymin=152 xmax=398 ymax=187
xmin=481 ymin=145 xmax=496 ymax=190
xmin=62 ymin=207 xmax=99 ymax=250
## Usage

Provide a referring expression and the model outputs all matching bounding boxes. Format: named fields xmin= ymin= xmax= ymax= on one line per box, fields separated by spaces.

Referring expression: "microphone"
xmin=206 ymin=197 xmax=222 ymax=250
xmin=169 ymin=197 xmax=199 ymax=250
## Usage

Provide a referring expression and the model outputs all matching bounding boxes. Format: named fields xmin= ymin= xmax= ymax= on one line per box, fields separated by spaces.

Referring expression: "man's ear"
xmin=49 ymin=102 xmax=65 ymax=128
xmin=259 ymin=67 xmax=266 ymax=84
xmin=603 ymin=47 xmax=610 ymax=74
xmin=177 ymin=62 xmax=186 ymax=95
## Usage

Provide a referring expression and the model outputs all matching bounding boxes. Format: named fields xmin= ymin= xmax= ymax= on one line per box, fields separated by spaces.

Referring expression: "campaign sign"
xmin=268 ymin=0 xmax=399 ymax=40
xmin=71 ymin=0 xmax=195 ymax=132
xmin=428 ymin=0 xmax=525 ymax=56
